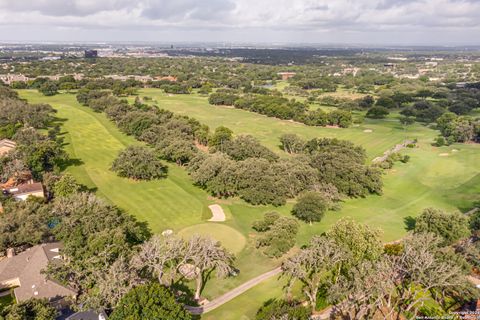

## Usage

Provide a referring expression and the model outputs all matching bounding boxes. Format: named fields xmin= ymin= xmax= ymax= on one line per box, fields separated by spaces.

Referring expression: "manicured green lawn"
xmin=18 ymin=90 xmax=480 ymax=319
xmin=178 ymin=223 xmax=246 ymax=254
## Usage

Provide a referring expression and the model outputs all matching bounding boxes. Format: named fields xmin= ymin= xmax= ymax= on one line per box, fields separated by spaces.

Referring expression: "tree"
xmin=109 ymin=283 xmax=191 ymax=320
xmin=223 ymin=135 xmax=278 ymax=161
xmin=291 ymin=192 xmax=329 ymax=223
xmin=52 ymin=173 xmax=81 ymax=197
xmin=280 ymin=133 xmax=305 ymax=154
xmin=255 ymin=299 xmax=310 ymax=320
xmin=93 ymin=256 xmax=141 ymax=310
xmin=208 ymin=126 xmax=233 ymax=151
xmin=326 ymin=217 xmax=383 ymax=263
xmin=0 ymin=200 xmax=52 ymax=252
xmin=17 ymin=138 xmax=67 ymax=180
xmin=38 ymin=81 xmax=58 ymax=96
xmin=253 ymin=212 xmax=299 ymax=257
xmin=357 ymin=95 xmax=375 ymax=109
xmin=132 ymin=234 xmax=235 ymax=300
xmin=187 ymin=235 xmax=235 ymax=300
xmin=234 ymin=158 xmax=289 ymax=206
xmin=131 ymin=234 xmax=186 ymax=286
xmin=366 ymin=106 xmax=389 ymax=119
xmin=282 ymin=236 xmax=349 ymax=311
xmin=375 ymin=96 xmax=395 ymax=109
xmin=1 ymin=298 xmax=57 ymax=320
xmin=48 ymin=192 xmax=150 ymax=297
xmin=470 ymin=209 xmax=480 ymax=234
xmin=189 ymin=153 xmax=238 ymax=198
xmin=399 ymin=115 xmax=415 ymax=126
xmin=111 ymin=146 xmax=167 ymax=180
xmin=329 ymin=233 xmax=474 ymax=319
xmin=414 ymin=208 xmax=470 ymax=246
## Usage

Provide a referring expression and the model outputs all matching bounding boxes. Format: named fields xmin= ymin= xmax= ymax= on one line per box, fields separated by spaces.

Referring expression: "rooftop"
xmin=0 ymin=243 xmax=77 ymax=302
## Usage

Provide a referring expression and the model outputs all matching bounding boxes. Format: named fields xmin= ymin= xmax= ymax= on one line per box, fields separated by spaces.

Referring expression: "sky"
xmin=0 ymin=0 xmax=479 ymax=45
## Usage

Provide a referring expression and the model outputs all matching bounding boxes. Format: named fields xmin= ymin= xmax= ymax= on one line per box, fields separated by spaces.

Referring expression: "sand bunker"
xmin=439 ymin=153 xmax=449 ymax=157
xmin=363 ymin=129 xmax=373 ymax=133
xmin=208 ymin=204 xmax=226 ymax=222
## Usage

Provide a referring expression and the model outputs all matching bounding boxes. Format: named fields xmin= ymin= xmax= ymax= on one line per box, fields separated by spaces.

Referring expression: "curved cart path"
xmin=186 ymin=267 xmax=282 ymax=314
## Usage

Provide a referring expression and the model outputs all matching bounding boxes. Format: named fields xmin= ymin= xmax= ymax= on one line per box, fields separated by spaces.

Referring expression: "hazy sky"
xmin=0 ymin=0 xmax=479 ymax=45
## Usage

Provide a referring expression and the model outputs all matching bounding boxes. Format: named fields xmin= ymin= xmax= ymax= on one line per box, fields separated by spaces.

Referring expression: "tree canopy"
xmin=111 ymin=145 xmax=168 ymax=180
xmin=109 ymin=283 xmax=191 ymax=320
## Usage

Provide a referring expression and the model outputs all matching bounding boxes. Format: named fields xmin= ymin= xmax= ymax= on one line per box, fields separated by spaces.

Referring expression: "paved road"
xmin=186 ymin=267 xmax=282 ymax=315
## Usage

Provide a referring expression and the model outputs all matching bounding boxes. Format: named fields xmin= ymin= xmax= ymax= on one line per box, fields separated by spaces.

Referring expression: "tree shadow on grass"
xmin=57 ymin=158 xmax=85 ymax=171
xmin=404 ymin=216 xmax=416 ymax=231
xmin=172 ymin=282 xmax=196 ymax=305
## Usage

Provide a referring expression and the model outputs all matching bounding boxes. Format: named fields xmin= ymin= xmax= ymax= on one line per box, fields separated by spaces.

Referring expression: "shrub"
xmin=292 ymin=192 xmax=329 ymax=223
xmin=366 ymin=106 xmax=389 ymax=119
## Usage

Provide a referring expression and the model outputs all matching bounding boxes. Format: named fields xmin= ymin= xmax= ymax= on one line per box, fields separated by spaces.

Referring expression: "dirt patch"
xmin=439 ymin=153 xmax=449 ymax=157
xmin=326 ymin=125 xmax=340 ymax=129
xmin=208 ymin=204 xmax=226 ymax=222
xmin=363 ymin=129 xmax=373 ymax=133
xmin=195 ymin=141 xmax=209 ymax=153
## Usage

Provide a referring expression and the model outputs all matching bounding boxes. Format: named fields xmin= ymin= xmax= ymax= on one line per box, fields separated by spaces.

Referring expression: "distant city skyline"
xmin=0 ymin=0 xmax=479 ymax=45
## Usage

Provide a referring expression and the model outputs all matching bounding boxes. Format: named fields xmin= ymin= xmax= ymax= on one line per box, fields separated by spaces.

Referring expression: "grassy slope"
xmin=19 ymin=90 xmax=480 ymax=319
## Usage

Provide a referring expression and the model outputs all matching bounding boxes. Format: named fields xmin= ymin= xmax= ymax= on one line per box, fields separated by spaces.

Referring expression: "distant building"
xmin=0 ymin=139 xmax=16 ymax=157
xmin=0 ymin=74 xmax=30 ymax=85
xmin=277 ymin=72 xmax=296 ymax=80
xmin=0 ymin=243 xmax=77 ymax=304
xmin=84 ymin=50 xmax=98 ymax=58
xmin=4 ymin=180 xmax=44 ymax=201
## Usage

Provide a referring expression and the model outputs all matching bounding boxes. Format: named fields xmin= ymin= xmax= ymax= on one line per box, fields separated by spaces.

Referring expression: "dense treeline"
xmin=189 ymin=135 xmax=381 ymax=207
xmin=0 ymin=86 xmax=55 ymax=138
xmin=209 ymin=91 xmax=353 ymax=128
xmin=0 ymin=86 xmax=67 ymax=182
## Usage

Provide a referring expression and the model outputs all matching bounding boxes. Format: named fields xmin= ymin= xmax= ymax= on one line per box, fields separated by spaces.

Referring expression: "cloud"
xmin=0 ymin=0 xmax=479 ymax=43
xmin=140 ymin=0 xmax=236 ymax=21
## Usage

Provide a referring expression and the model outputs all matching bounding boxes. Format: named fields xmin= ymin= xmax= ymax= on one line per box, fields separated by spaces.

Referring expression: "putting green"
xmin=178 ymin=223 xmax=246 ymax=254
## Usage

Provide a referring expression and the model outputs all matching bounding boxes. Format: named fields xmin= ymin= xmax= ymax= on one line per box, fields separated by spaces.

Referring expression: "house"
xmin=66 ymin=310 xmax=108 ymax=320
xmin=4 ymin=180 xmax=44 ymax=200
xmin=277 ymin=72 xmax=296 ymax=80
xmin=0 ymin=243 xmax=77 ymax=304
xmin=0 ymin=139 xmax=16 ymax=157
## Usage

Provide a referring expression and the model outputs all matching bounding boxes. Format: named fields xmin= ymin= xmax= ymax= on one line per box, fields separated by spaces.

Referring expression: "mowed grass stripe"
xmin=18 ymin=90 xmax=209 ymax=232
